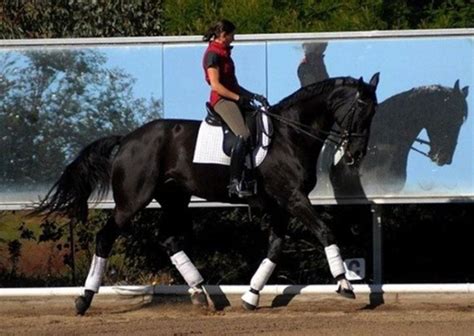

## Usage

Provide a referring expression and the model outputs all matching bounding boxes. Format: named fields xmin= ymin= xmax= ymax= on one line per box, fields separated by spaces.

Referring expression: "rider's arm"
xmin=238 ymin=85 xmax=255 ymax=98
xmin=207 ymin=67 xmax=240 ymax=101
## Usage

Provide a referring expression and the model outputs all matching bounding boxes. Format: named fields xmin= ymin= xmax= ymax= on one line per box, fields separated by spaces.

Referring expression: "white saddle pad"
xmin=193 ymin=110 xmax=271 ymax=167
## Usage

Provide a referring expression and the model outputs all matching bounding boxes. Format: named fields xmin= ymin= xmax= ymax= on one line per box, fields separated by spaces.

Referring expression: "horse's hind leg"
xmin=242 ymin=206 xmax=288 ymax=310
xmin=157 ymin=191 xmax=208 ymax=307
xmin=74 ymin=208 xmax=138 ymax=315
xmin=76 ymin=180 xmax=156 ymax=314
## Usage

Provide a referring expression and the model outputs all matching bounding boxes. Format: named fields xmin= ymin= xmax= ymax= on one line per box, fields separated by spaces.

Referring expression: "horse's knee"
xmin=267 ymin=235 xmax=284 ymax=263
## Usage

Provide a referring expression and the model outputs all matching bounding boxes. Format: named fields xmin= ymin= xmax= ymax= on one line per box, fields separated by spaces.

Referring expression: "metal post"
xmin=371 ymin=204 xmax=383 ymax=284
xmin=68 ymin=220 xmax=76 ymax=285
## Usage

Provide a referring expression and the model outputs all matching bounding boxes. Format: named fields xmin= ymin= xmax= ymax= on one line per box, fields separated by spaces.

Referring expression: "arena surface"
xmin=1 ymin=293 xmax=473 ymax=335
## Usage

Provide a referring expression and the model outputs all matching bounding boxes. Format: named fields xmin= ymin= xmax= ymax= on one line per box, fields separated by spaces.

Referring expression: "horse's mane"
xmin=386 ymin=85 xmax=468 ymax=120
xmin=270 ymin=77 xmax=359 ymax=113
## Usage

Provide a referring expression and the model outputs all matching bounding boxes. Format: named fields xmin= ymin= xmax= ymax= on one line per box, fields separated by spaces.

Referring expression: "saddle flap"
xmin=205 ymin=102 xmax=223 ymax=126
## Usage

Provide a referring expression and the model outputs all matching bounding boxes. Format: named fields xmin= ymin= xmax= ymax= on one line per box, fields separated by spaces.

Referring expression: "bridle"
xmin=260 ymin=91 xmax=369 ymax=148
xmin=411 ymin=137 xmax=432 ymax=159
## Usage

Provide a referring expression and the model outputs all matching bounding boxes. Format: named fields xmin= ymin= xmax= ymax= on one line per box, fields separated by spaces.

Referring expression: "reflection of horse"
xmin=321 ymin=80 xmax=469 ymax=196
xmin=35 ymin=75 xmax=379 ymax=315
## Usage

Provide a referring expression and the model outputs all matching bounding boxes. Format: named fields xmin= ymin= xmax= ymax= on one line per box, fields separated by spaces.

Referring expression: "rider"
xmin=202 ymin=19 xmax=266 ymax=198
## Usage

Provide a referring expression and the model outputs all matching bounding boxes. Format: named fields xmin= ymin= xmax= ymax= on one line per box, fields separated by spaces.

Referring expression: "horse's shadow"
xmin=271 ymin=286 xmax=305 ymax=308
xmin=270 ymin=285 xmax=384 ymax=309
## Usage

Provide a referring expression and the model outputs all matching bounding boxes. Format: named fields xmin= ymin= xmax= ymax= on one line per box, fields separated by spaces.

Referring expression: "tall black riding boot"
xmin=228 ymin=135 xmax=253 ymax=198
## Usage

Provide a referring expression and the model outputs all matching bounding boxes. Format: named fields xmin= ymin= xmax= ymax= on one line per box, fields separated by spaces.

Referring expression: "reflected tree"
xmin=0 ymin=49 xmax=161 ymax=190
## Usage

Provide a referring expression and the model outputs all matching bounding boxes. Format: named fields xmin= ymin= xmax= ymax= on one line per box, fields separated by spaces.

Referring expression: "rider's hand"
xmin=252 ymin=94 xmax=269 ymax=107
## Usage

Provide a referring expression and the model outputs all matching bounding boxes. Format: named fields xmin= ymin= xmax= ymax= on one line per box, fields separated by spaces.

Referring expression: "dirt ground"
xmin=1 ymin=292 xmax=473 ymax=336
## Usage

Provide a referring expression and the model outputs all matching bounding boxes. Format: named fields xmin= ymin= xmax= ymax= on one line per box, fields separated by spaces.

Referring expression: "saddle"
xmin=204 ymin=102 xmax=273 ymax=157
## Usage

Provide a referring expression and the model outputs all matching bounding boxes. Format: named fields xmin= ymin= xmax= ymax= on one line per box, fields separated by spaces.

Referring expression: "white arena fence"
xmin=0 ymin=284 xmax=473 ymax=297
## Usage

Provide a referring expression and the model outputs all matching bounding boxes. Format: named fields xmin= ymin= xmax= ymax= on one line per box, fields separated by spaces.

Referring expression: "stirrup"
xmin=228 ymin=180 xmax=253 ymax=198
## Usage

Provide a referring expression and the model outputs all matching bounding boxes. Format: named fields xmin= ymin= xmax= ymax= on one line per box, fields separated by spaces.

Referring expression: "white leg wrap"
xmin=170 ymin=251 xmax=204 ymax=288
xmin=84 ymin=255 xmax=107 ymax=293
xmin=250 ymin=258 xmax=276 ymax=291
xmin=324 ymin=244 xmax=346 ymax=278
xmin=242 ymin=258 xmax=276 ymax=308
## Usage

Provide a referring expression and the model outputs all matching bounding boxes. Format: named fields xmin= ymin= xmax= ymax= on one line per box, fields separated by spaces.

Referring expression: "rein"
xmin=410 ymin=138 xmax=432 ymax=158
xmin=261 ymin=93 xmax=366 ymax=146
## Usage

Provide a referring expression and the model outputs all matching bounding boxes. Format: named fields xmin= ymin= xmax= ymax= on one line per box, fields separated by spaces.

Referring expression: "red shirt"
xmin=203 ymin=41 xmax=240 ymax=106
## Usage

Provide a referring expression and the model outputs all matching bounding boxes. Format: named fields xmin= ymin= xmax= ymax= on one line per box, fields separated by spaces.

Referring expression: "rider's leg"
xmin=214 ymin=99 xmax=252 ymax=197
xmin=214 ymin=99 xmax=250 ymax=139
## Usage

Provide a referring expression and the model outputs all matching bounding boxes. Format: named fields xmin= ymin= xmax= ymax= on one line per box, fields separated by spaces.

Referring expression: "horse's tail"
xmin=32 ymin=135 xmax=123 ymax=223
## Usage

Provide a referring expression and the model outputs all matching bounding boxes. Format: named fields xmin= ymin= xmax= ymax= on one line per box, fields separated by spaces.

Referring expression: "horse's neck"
xmin=371 ymin=92 xmax=428 ymax=147
xmin=367 ymin=91 xmax=436 ymax=168
xmin=273 ymin=101 xmax=330 ymax=173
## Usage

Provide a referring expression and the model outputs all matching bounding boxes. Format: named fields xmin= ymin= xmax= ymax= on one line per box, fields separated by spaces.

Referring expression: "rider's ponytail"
xmin=203 ymin=19 xmax=236 ymax=42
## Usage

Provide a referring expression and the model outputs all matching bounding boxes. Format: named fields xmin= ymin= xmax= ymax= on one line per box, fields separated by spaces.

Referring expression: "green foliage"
xmin=1 ymin=1 xmax=470 ymax=39
xmin=163 ymin=0 xmax=471 ymax=35
xmin=0 ymin=0 xmax=164 ymax=39
xmin=381 ymin=0 xmax=474 ymax=29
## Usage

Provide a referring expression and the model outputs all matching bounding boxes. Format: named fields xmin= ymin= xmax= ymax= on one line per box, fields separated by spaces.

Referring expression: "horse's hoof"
xmin=337 ymin=286 xmax=356 ymax=299
xmin=242 ymin=300 xmax=257 ymax=311
xmin=190 ymin=290 xmax=208 ymax=307
xmin=75 ymin=295 xmax=91 ymax=315
xmin=241 ymin=290 xmax=260 ymax=310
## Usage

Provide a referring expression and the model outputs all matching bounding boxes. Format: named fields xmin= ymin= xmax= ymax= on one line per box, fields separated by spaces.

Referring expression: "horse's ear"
xmin=369 ymin=72 xmax=380 ymax=88
xmin=462 ymin=86 xmax=469 ymax=98
xmin=454 ymin=79 xmax=460 ymax=90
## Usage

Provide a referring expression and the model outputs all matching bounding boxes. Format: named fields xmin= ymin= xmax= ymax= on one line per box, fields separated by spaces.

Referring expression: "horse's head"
xmin=425 ymin=80 xmax=469 ymax=166
xmin=328 ymin=73 xmax=379 ymax=167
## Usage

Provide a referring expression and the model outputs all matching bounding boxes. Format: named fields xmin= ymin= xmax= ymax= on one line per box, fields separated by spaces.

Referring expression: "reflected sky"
xmin=102 ymin=45 xmax=162 ymax=102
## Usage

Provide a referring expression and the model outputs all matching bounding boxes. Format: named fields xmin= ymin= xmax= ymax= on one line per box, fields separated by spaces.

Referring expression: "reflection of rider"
xmin=297 ymin=42 xmax=329 ymax=87
xmin=202 ymin=19 xmax=266 ymax=198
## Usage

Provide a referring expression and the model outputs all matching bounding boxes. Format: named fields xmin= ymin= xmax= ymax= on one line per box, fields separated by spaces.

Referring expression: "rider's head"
xmin=203 ymin=19 xmax=236 ymax=46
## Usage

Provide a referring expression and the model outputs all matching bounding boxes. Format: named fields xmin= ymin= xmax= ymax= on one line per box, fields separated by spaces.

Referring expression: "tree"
xmin=0 ymin=1 xmax=164 ymax=39
xmin=162 ymin=0 xmax=472 ymax=35
xmin=0 ymin=49 xmax=161 ymax=189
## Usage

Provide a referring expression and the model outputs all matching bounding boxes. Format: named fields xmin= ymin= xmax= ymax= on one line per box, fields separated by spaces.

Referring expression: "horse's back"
xmin=110 ymin=119 xmax=201 ymax=204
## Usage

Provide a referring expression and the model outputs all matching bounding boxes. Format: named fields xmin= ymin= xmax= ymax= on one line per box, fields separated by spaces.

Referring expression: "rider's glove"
xmin=252 ymin=94 xmax=269 ymax=107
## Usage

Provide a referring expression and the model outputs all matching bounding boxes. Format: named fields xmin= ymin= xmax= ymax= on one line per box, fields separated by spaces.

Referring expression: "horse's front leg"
xmin=162 ymin=237 xmax=208 ymax=307
xmin=283 ymin=191 xmax=355 ymax=299
xmin=242 ymin=206 xmax=288 ymax=310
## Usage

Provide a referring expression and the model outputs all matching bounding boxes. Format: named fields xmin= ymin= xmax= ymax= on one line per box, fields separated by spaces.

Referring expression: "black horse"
xmin=317 ymin=80 xmax=469 ymax=197
xmin=35 ymin=74 xmax=379 ymax=314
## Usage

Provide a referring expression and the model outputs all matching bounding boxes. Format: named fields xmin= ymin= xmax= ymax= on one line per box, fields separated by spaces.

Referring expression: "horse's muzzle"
xmin=429 ymin=150 xmax=452 ymax=166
